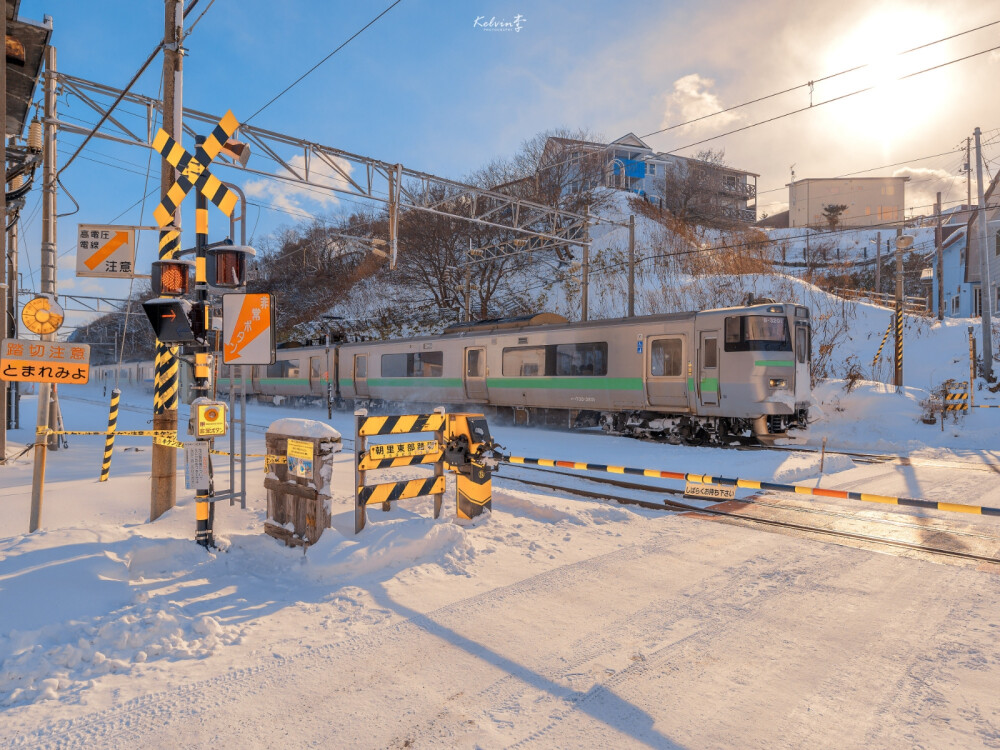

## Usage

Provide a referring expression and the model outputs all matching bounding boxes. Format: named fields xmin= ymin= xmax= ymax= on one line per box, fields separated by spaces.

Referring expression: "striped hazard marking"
xmin=358 ymin=413 xmax=446 ymax=436
xmin=357 ymin=476 xmax=446 ymax=506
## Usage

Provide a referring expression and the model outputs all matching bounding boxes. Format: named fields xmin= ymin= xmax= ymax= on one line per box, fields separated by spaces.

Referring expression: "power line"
xmin=663 ymin=42 xmax=1000 ymax=156
xmin=641 ymin=19 xmax=1000 ymax=140
xmin=245 ymin=0 xmax=405 ymax=124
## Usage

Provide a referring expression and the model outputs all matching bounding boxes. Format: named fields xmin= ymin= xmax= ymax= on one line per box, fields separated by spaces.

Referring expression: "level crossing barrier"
xmin=503 ymin=455 xmax=1000 ymax=517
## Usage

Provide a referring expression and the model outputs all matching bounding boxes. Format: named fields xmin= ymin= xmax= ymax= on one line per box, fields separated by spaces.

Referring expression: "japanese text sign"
xmin=368 ymin=440 xmax=439 ymax=460
xmin=286 ymin=438 xmax=314 ymax=480
xmin=1 ymin=338 xmax=90 ymax=384
xmin=222 ymin=293 xmax=275 ymax=365
xmin=76 ymin=224 xmax=137 ymax=278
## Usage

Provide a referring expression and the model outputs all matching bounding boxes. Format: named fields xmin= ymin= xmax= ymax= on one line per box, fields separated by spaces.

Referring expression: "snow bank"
xmin=267 ymin=418 xmax=341 ymax=441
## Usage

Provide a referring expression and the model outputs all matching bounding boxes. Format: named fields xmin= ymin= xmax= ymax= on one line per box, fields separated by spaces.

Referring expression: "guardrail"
xmin=832 ymin=287 xmax=928 ymax=315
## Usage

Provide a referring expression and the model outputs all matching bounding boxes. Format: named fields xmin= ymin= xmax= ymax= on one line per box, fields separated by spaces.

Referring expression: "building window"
xmin=951 ymin=296 xmax=960 ymax=314
xmin=648 ymin=163 xmax=657 ymax=176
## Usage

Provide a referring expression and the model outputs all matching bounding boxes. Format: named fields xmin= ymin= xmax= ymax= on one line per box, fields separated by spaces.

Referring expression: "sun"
xmin=820 ymin=8 xmax=946 ymax=148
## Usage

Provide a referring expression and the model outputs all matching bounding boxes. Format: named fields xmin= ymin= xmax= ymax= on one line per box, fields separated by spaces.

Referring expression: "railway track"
xmin=497 ymin=463 xmax=1000 ymax=567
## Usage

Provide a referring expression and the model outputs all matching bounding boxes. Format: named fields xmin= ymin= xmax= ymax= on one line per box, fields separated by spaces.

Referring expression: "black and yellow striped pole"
xmin=194 ymin=135 xmax=214 ymax=548
xmin=893 ymin=309 xmax=903 ymax=387
xmin=98 ymin=388 xmax=121 ymax=482
xmin=871 ymin=318 xmax=892 ymax=369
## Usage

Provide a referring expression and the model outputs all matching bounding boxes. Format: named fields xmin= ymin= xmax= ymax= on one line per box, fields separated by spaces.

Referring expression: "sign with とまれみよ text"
xmin=76 ymin=224 xmax=137 ymax=278
xmin=0 ymin=339 xmax=90 ymax=384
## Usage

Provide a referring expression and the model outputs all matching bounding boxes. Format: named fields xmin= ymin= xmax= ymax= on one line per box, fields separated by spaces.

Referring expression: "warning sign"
xmin=1 ymin=339 xmax=90 ymax=384
xmin=184 ymin=442 xmax=211 ymax=491
xmin=76 ymin=224 xmax=137 ymax=278
xmin=194 ymin=402 xmax=227 ymax=438
xmin=222 ymin=293 xmax=275 ymax=365
xmin=368 ymin=440 xmax=439 ymax=460
xmin=287 ymin=438 xmax=314 ymax=480
xmin=683 ymin=482 xmax=736 ymax=501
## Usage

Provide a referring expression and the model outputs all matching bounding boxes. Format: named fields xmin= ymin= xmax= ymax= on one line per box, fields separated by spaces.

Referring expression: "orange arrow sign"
xmin=225 ymin=294 xmax=271 ymax=361
xmin=163 ymin=309 xmax=177 ymax=321
xmin=84 ymin=231 xmax=130 ymax=270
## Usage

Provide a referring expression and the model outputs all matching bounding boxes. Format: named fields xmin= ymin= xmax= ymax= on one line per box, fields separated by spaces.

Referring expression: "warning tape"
xmin=504 ymin=456 xmax=1000 ymax=518
xmin=35 ymin=427 xmax=285 ymax=464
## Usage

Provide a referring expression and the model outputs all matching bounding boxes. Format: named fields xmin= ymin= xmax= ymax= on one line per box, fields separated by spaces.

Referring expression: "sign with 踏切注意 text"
xmin=286 ymin=438 xmax=314 ymax=480
xmin=222 ymin=293 xmax=275 ymax=365
xmin=76 ymin=224 xmax=137 ymax=278
xmin=368 ymin=439 xmax=439 ymax=461
xmin=0 ymin=339 xmax=90 ymax=384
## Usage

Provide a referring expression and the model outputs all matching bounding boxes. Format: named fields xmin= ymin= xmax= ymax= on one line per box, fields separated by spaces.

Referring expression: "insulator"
xmin=27 ymin=119 xmax=42 ymax=152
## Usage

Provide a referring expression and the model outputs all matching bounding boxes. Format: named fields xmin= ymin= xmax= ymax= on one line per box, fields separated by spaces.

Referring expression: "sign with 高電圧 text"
xmin=76 ymin=224 xmax=137 ymax=278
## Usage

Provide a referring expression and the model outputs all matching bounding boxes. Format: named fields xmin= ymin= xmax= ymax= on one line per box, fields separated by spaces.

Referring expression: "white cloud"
xmin=243 ymin=153 xmax=353 ymax=219
xmin=661 ymin=73 xmax=742 ymax=134
xmin=892 ymin=166 xmax=968 ymax=217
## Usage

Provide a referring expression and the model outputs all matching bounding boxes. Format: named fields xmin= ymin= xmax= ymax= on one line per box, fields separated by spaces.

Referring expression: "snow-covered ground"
xmin=2 ymin=378 xmax=999 ymax=748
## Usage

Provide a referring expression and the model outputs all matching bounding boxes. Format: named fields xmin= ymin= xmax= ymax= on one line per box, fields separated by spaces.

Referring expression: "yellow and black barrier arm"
xmin=503 ymin=455 xmax=1000 ymax=518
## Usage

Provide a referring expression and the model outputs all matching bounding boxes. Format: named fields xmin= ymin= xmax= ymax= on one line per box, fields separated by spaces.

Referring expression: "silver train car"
xmin=96 ymin=302 xmax=812 ymax=444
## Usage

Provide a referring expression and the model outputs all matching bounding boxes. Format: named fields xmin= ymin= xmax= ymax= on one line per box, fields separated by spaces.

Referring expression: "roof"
xmin=5 ymin=3 xmax=50 ymax=138
xmin=442 ymin=312 xmax=569 ymax=334
xmin=785 ymin=176 xmax=911 ymax=187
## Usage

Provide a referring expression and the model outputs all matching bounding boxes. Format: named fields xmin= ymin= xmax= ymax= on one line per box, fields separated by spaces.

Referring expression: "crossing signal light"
xmin=206 ymin=245 xmax=255 ymax=289
xmin=151 ymin=259 xmax=193 ymax=296
xmin=142 ymin=298 xmax=198 ymax=344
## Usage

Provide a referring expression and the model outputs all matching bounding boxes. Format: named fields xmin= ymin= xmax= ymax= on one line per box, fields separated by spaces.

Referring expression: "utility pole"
xmin=875 ymin=231 xmax=881 ymax=294
xmin=0 ymin=5 xmax=6 ymax=460
xmin=627 ymin=214 xmax=635 ymax=318
xmin=966 ymin=136 xmax=972 ymax=217
xmin=151 ymin=0 xmax=183 ymax=521
xmin=935 ymin=192 xmax=943 ymax=321
xmin=894 ymin=229 xmax=907 ymax=389
xmin=974 ymin=127 xmax=995 ymax=381
xmin=29 ymin=44 xmax=57 ymax=533
xmin=581 ymin=205 xmax=590 ymax=322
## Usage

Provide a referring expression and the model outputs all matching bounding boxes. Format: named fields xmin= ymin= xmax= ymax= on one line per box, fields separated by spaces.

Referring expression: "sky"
xmin=11 ymin=0 xmax=1000 ymax=336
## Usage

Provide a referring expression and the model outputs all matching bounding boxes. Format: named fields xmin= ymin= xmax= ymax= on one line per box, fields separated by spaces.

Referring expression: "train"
xmin=92 ymin=302 xmax=812 ymax=444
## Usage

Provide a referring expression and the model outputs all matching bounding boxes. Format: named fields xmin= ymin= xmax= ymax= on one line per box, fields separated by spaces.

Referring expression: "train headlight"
xmin=768 ymin=378 xmax=787 ymax=388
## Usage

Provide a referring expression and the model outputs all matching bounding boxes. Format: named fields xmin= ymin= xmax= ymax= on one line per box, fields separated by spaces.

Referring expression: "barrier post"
xmin=354 ymin=408 xmax=367 ymax=534
xmin=969 ymin=326 xmax=976 ymax=407
xmin=98 ymin=388 xmax=120 ymax=482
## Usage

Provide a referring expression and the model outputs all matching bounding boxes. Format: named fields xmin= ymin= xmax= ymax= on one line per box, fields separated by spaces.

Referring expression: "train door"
xmin=309 ymin=356 xmax=323 ymax=395
xmin=354 ymin=354 xmax=369 ymax=397
xmin=698 ymin=331 xmax=719 ymax=407
xmin=646 ymin=335 xmax=688 ymax=409
xmin=464 ymin=347 xmax=488 ymax=401
xmin=794 ymin=323 xmax=811 ymax=403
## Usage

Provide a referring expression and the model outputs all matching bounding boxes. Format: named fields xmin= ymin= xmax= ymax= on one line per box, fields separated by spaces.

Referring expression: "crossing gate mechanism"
xmin=354 ymin=409 xmax=502 ymax=534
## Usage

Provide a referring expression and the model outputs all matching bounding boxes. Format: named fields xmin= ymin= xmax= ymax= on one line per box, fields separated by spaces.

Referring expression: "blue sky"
xmin=13 ymin=0 xmax=1000 ymax=333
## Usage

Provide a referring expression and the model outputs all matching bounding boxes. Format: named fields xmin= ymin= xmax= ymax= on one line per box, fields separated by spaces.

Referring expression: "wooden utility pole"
xmin=151 ymin=0 xmax=183 ymax=521
xmin=966 ymin=136 xmax=972 ymax=215
xmin=973 ymin=127 xmax=995 ymax=381
xmin=581 ymin=205 xmax=590 ymax=322
xmin=874 ymin=231 xmax=881 ymax=293
xmin=893 ymin=229 xmax=907 ymax=389
xmin=0 ymin=5 xmax=6 ymax=460
xmin=935 ymin=192 xmax=943 ymax=321
xmin=627 ymin=214 xmax=635 ymax=318
xmin=29 ymin=44 xmax=57 ymax=532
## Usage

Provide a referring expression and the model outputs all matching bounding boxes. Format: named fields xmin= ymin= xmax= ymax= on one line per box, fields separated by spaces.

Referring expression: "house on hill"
xmin=541 ymin=133 xmax=758 ymax=224
xmin=922 ymin=198 xmax=998 ymax=318
xmin=787 ymin=176 xmax=909 ymax=228
xmin=963 ymin=173 xmax=1000 ymax=318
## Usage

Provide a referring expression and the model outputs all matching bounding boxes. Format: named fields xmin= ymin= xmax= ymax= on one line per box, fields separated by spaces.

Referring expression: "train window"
xmin=355 ymin=355 xmax=367 ymax=379
xmin=286 ymin=358 xmax=300 ymax=378
xmin=310 ymin=357 xmax=323 ymax=382
xmin=724 ymin=316 xmax=791 ymax=352
xmin=704 ymin=338 xmax=718 ymax=369
xmin=266 ymin=361 xmax=286 ymax=378
xmin=649 ymin=339 xmax=682 ymax=377
xmin=555 ymin=342 xmax=608 ymax=376
xmin=503 ymin=346 xmax=547 ymax=377
xmin=381 ymin=351 xmax=444 ymax=377
xmin=466 ymin=349 xmax=484 ymax=378
xmin=796 ymin=327 xmax=809 ymax=363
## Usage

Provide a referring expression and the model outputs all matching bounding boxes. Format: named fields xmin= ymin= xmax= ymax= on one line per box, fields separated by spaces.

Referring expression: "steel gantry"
xmin=52 ymin=73 xmax=593 ymax=266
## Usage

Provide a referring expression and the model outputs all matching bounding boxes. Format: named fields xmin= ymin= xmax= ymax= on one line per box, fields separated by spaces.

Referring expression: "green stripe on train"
xmin=754 ymin=360 xmax=795 ymax=367
xmin=486 ymin=377 xmax=643 ymax=391
xmin=367 ymin=378 xmax=464 ymax=388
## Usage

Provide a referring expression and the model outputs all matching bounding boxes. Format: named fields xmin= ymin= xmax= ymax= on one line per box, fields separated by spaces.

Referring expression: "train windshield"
xmin=724 ymin=315 xmax=791 ymax=352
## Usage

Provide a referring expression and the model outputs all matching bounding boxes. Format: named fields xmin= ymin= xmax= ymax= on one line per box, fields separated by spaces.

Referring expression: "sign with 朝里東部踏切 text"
xmin=286 ymin=438 xmax=314 ymax=480
xmin=76 ymin=224 xmax=137 ymax=278
xmin=682 ymin=482 xmax=736 ymax=501
xmin=222 ymin=293 xmax=275 ymax=365
xmin=368 ymin=440 xmax=439 ymax=461
xmin=0 ymin=339 xmax=90 ymax=384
